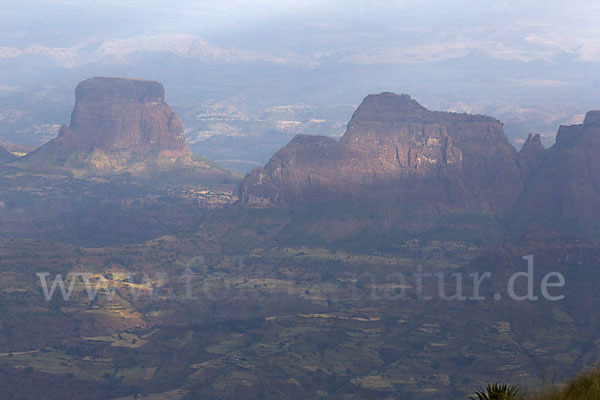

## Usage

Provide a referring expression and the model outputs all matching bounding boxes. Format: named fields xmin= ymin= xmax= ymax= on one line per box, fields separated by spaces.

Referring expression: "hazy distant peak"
xmin=583 ymin=111 xmax=600 ymax=126
xmin=521 ymin=133 xmax=544 ymax=151
xmin=0 ymin=34 xmax=318 ymax=69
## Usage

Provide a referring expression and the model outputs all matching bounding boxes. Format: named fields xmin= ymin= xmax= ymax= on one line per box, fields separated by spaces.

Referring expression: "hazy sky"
xmin=1 ymin=0 xmax=600 ymax=150
xmin=3 ymin=0 xmax=600 ymax=64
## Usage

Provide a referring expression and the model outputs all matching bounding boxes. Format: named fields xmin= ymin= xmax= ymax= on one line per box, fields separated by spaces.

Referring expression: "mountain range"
xmin=1 ymin=77 xmax=600 ymax=399
xmin=3 ymin=29 xmax=600 ymax=175
xmin=3 ymin=78 xmax=600 ymax=246
xmin=241 ymin=92 xmax=600 ymax=242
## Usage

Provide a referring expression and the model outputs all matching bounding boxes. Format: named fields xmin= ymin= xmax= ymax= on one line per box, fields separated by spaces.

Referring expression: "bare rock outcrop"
xmin=22 ymin=77 xmax=191 ymax=168
xmin=241 ymin=92 xmax=523 ymax=217
xmin=514 ymin=110 xmax=600 ymax=231
xmin=518 ymin=133 xmax=545 ymax=181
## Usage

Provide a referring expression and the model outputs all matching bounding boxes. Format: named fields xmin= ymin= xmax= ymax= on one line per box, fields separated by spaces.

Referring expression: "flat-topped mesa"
xmin=241 ymin=92 xmax=522 ymax=216
xmin=342 ymin=93 xmax=428 ymax=132
xmin=342 ymin=93 xmax=501 ymax=145
xmin=22 ymin=77 xmax=191 ymax=167
xmin=68 ymin=77 xmax=190 ymax=155
xmin=339 ymin=93 xmax=512 ymax=175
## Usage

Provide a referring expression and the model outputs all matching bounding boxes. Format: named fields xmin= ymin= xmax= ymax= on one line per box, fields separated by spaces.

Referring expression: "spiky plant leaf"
xmin=470 ymin=383 xmax=519 ymax=400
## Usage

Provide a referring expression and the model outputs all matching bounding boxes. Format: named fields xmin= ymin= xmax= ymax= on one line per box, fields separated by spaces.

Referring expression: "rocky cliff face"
xmin=514 ymin=110 xmax=600 ymax=233
xmin=241 ymin=93 xmax=522 ymax=217
xmin=22 ymin=77 xmax=191 ymax=168
xmin=517 ymin=133 xmax=545 ymax=182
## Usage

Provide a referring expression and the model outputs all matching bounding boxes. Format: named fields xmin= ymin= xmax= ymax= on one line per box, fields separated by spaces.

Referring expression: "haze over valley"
xmin=3 ymin=0 xmax=600 ymax=172
xmin=2 ymin=2 xmax=600 ymax=399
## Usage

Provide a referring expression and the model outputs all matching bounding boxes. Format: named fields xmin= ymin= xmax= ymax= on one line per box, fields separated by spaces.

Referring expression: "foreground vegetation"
xmin=525 ymin=367 xmax=600 ymax=400
xmin=477 ymin=367 xmax=600 ymax=400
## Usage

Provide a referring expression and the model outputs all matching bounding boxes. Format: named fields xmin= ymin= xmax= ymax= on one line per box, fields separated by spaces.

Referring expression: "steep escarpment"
xmin=517 ymin=133 xmax=545 ymax=182
xmin=20 ymin=77 xmax=192 ymax=170
xmin=241 ymin=93 xmax=522 ymax=217
xmin=513 ymin=110 xmax=600 ymax=235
